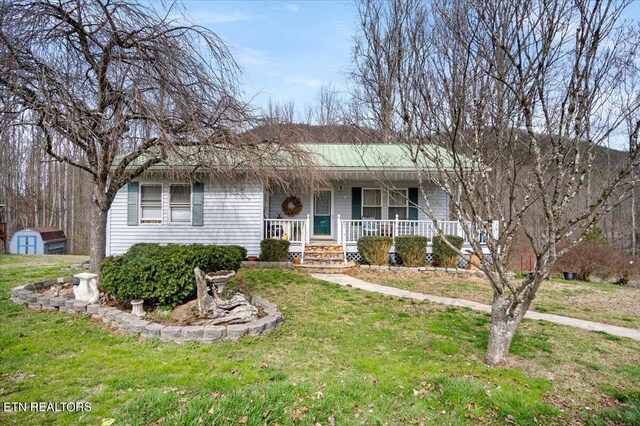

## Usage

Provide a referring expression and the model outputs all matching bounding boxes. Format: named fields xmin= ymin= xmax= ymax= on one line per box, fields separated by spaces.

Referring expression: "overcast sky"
xmin=180 ymin=0 xmax=355 ymax=119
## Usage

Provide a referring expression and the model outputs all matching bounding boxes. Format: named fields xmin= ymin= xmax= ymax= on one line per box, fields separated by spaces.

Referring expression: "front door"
xmin=313 ymin=190 xmax=332 ymax=236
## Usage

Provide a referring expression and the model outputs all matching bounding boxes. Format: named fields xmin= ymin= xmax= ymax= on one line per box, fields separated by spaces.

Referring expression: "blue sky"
xmin=179 ymin=1 xmax=356 ymax=117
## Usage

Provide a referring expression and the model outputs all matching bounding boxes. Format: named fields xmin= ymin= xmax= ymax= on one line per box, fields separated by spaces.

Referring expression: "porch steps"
xmin=299 ymin=243 xmax=355 ymax=273
xmin=303 ymin=243 xmax=344 ymax=265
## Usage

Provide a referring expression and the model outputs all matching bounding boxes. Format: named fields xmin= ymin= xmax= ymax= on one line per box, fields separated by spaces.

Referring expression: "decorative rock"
xmin=262 ymin=317 xmax=278 ymax=333
xmin=96 ymin=306 xmax=112 ymax=317
xmin=16 ymin=290 xmax=31 ymax=301
xmin=142 ymin=323 xmax=165 ymax=337
xmin=86 ymin=304 xmax=100 ymax=315
xmin=225 ymin=324 xmax=248 ymax=341
xmin=274 ymin=314 xmax=285 ymax=326
xmin=182 ymin=326 xmax=204 ymax=339
xmin=72 ymin=301 xmax=91 ymax=312
xmin=114 ymin=312 xmax=135 ymax=326
xmin=246 ymin=319 xmax=267 ymax=336
xmin=10 ymin=278 xmax=284 ymax=344
xmin=160 ymin=326 xmax=182 ymax=340
xmin=203 ymin=326 xmax=225 ymax=340
xmin=49 ymin=297 xmax=66 ymax=307
xmin=129 ymin=320 xmax=150 ymax=334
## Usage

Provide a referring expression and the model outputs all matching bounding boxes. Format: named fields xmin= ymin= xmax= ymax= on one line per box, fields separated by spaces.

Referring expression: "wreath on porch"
xmin=282 ymin=196 xmax=303 ymax=217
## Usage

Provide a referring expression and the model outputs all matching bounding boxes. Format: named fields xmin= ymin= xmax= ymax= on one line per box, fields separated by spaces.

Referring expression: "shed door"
xmin=18 ymin=236 xmax=37 ymax=254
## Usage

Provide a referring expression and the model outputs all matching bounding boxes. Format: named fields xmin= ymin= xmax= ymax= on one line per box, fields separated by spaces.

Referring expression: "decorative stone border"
xmin=359 ymin=264 xmax=487 ymax=276
xmin=10 ymin=278 xmax=284 ymax=344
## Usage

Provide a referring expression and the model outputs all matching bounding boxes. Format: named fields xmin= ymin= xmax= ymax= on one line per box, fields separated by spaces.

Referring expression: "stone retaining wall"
xmin=10 ymin=278 xmax=284 ymax=344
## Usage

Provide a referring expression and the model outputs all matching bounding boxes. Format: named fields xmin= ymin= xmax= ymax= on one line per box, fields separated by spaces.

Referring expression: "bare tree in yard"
xmin=0 ymin=0 xmax=296 ymax=272
xmin=353 ymin=0 xmax=640 ymax=365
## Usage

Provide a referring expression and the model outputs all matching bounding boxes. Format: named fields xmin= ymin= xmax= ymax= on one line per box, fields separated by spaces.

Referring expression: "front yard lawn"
xmin=348 ymin=269 xmax=640 ymax=329
xmin=0 ymin=255 xmax=638 ymax=425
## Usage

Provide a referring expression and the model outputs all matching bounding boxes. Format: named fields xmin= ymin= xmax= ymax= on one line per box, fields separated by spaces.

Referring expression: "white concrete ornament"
xmin=73 ymin=272 xmax=100 ymax=304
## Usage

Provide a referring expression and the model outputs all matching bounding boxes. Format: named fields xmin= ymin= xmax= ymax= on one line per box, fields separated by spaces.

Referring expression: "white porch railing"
xmin=263 ymin=216 xmax=311 ymax=263
xmin=337 ymin=215 xmax=499 ymax=245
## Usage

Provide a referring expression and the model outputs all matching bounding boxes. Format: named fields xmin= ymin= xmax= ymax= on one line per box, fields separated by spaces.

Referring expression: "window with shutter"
xmin=170 ymin=185 xmax=191 ymax=224
xmin=140 ymin=184 xmax=162 ymax=224
xmin=362 ymin=188 xmax=382 ymax=219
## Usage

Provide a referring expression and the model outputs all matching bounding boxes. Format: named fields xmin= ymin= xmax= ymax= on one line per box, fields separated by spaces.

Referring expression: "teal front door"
xmin=313 ymin=190 xmax=332 ymax=236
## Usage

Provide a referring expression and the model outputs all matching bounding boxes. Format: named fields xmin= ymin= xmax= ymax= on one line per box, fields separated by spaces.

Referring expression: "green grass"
xmin=349 ymin=269 xmax=640 ymax=328
xmin=0 ymin=255 xmax=639 ymax=425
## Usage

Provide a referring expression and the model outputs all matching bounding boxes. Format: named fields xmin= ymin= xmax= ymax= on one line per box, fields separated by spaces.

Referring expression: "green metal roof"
xmin=299 ymin=143 xmax=450 ymax=169
xmin=113 ymin=143 xmax=465 ymax=171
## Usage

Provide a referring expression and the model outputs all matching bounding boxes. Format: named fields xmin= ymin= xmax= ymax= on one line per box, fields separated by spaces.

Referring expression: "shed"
xmin=9 ymin=227 xmax=67 ymax=255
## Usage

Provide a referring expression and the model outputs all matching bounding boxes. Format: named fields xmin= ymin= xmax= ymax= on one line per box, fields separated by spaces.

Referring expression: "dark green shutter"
xmin=351 ymin=187 xmax=362 ymax=219
xmin=408 ymin=187 xmax=419 ymax=220
xmin=127 ymin=182 xmax=139 ymax=226
xmin=192 ymin=182 xmax=204 ymax=226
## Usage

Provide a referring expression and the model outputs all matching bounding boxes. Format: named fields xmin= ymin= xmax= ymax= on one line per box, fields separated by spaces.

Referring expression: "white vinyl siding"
xmin=107 ymin=178 xmax=263 ymax=257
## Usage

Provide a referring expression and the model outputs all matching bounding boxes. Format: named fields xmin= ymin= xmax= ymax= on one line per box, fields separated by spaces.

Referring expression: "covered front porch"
xmin=263 ymin=214 xmax=498 ymax=264
xmin=262 ymin=177 xmax=497 ymax=263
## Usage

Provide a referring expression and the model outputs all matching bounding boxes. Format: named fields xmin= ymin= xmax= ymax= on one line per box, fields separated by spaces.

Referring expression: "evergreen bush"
xmin=260 ymin=239 xmax=290 ymax=261
xmin=357 ymin=236 xmax=393 ymax=265
xmin=100 ymin=243 xmax=241 ymax=306
xmin=395 ymin=236 xmax=428 ymax=266
xmin=432 ymin=235 xmax=464 ymax=267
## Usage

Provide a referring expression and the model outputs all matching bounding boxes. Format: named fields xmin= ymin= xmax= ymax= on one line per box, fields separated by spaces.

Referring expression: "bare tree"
xmin=304 ymin=83 xmax=343 ymax=126
xmin=0 ymin=0 xmax=296 ymax=271
xmin=352 ymin=0 xmax=640 ymax=365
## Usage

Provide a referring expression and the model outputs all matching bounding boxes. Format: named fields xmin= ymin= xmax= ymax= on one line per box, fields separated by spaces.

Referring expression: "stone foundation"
xmin=10 ymin=279 xmax=284 ymax=344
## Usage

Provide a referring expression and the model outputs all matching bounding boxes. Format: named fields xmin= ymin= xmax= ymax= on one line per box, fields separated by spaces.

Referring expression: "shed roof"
xmin=26 ymin=227 xmax=66 ymax=242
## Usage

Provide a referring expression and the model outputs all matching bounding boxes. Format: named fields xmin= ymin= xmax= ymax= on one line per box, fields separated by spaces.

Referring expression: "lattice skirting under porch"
xmin=345 ymin=251 xmax=468 ymax=267
xmin=293 ymin=250 xmax=468 ymax=267
xmin=287 ymin=252 xmax=302 ymax=262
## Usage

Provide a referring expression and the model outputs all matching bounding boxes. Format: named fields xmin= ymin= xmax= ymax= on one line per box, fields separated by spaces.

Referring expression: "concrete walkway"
xmin=311 ymin=273 xmax=640 ymax=341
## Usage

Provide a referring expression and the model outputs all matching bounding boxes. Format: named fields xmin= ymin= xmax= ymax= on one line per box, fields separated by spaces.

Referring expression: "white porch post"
xmin=337 ymin=214 xmax=342 ymax=244
xmin=395 ymin=214 xmax=399 ymax=241
xmin=306 ymin=214 xmax=311 ymax=243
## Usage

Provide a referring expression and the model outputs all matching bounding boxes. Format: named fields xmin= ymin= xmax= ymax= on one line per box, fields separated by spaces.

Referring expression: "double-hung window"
xmin=140 ymin=184 xmax=162 ymax=224
xmin=170 ymin=185 xmax=191 ymax=224
xmin=362 ymin=188 xmax=382 ymax=219
xmin=388 ymin=189 xmax=408 ymax=220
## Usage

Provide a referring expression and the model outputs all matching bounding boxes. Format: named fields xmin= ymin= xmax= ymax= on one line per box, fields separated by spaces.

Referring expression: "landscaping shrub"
xmin=555 ymin=243 xmax=611 ymax=281
xmin=357 ymin=236 xmax=393 ymax=265
xmin=225 ymin=245 xmax=247 ymax=261
xmin=100 ymin=243 xmax=241 ymax=306
xmin=555 ymin=242 xmax=638 ymax=283
xmin=432 ymin=235 xmax=464 ymax=267
xmin=395 ymin=236 xmax=427 ymax=266
xmin=260 ymin=239 xmax=290 ymax=261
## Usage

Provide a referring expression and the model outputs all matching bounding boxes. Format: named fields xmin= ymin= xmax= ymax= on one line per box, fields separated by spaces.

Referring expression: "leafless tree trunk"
xmin=0 ymin=0 xmax=313 ymax=271
xmin=352 ymin=0 xmax=640 ymax=365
